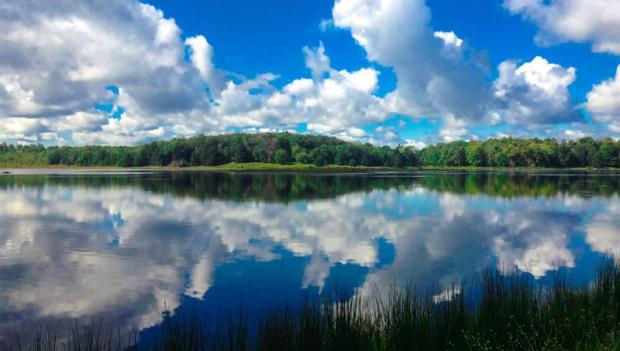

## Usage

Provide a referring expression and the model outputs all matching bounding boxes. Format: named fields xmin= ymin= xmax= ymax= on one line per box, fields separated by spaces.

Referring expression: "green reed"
xmin=3 ymin=260 xmax=620 ymax=350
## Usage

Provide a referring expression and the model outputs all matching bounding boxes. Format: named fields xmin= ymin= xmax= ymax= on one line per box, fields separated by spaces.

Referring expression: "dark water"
xmin=1 ymin=170 xmax=620 ymax=341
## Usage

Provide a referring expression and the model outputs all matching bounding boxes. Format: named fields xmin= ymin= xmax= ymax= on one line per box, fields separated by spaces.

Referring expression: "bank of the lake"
xmin=2 ymin=162 xmax=620 ymax=173
xmin=0 ymin=162 xmax=393 ymax=173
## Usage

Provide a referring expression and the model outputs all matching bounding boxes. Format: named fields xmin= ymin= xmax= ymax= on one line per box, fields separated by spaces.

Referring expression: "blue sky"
xmin=1 ymin=0 xmax=620 ymax=145
xmin=151 ymin=0 xmax=617 ymax=97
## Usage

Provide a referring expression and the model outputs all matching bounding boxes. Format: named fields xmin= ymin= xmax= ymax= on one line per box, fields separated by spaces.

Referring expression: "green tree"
xmin=274 ymin=149 xmax=289 ymax=164
xmin=466 ymin=142 xmax=485 ymax=167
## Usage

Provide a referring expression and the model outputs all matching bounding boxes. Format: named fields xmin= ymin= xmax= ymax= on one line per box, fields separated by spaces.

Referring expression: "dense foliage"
xmin=418 ymin=137 xmax=620 ymax=168
xmin=2 ymin=133 xmax=620 ymax=168
xmin=0 ymin=133 xmax=415 ymax=168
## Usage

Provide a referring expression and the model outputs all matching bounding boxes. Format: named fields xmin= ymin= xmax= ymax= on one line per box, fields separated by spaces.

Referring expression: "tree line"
xmin=1 ymin=133 xmax=620 ymax=168
xmin=0 ymin=133 xmax=416 ymax=168
xmin=418 ymin=137 xmax=620 ymax=168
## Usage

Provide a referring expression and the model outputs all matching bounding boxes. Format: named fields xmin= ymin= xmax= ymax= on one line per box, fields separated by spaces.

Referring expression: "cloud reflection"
xmin=0 ymin=177 xmax=619 ymax=339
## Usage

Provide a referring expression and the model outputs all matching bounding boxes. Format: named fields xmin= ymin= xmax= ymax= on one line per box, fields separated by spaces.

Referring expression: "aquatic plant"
xmin=3 ymin=259 xmax=620 ymax=350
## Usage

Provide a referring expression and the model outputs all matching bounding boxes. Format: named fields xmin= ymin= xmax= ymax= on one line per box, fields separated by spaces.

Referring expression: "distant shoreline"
xmin=1 ymin=162 xmax=620 ymax=173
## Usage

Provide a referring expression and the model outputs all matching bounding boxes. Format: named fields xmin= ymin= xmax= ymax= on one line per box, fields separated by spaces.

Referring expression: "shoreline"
xmin=1 ymin=162 xmax=620 ymax=174
xmin=0 ymin=162 xmax=620 ymax=175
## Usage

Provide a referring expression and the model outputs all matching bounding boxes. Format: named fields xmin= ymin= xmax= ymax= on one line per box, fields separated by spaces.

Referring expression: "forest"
xmin=1 ymin=132 xmax=620 ymax=168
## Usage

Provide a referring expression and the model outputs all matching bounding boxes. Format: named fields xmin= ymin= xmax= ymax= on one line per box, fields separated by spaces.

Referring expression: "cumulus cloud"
xmin=203 ymin=44 xmax=389 ymax=135
xmin=504 ymin=0 xmax=620 ymax=55
xmin=586 ymin=66 xmax=620 ymax=128
xmin=494 ymin=56 xmax=578 ymax=124
xmin=0 ymin=118 xmax=49 ymax=142
xmin=332 ymin=0 xmax=493 ymax=125
xmin=0 ymin=0 xmax=591 ymax=145
xmin=330 ymin=0 xmax=584 ymax=141
xmin=303 ymin=42 xmax=331 ymax=81
xmin=185 ymin=35 xmax=225 ymax=95
xmin=0 ymin=0 xmax=215 ymax=144
xmin=0 ymin=0 xmax=396 ymax=145
xmin=284 ymin=60 xmax=389 ymax=133
xmin=433 ymin=31 xmax=463 ymax=48
xmin=440 ymin=114 xmax=468 ymax=142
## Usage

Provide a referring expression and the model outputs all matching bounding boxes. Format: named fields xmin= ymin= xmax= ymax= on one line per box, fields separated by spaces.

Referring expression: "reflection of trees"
xmin=416 ymin=172 xmax=620 ymax=198
xmin=0 ymin=173 xmax=415 ymax=203
xmin=1 ymin=172 xmax=620 ymax=203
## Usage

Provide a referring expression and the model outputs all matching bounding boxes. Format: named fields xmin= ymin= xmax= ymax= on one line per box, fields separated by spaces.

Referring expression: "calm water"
xmin=1 ymin=170 xmax=620 ymax=341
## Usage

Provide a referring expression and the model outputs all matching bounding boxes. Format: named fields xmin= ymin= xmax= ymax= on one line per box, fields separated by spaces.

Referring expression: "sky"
xmin=1 ymin=0 xmax=620 ymax=147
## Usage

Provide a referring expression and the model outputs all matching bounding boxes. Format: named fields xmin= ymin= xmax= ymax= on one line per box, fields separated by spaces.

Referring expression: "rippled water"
xmin=1 ymin=170 xmax=619 ymax=340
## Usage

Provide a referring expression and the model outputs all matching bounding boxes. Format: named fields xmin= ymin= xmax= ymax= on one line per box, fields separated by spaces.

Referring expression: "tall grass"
xmin=3 ymin=260 xmax=620 ymax=350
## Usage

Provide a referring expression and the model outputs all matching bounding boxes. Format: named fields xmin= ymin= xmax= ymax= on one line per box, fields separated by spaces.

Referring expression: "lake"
xmin=1 ymin=170 xmax=619 ymax=342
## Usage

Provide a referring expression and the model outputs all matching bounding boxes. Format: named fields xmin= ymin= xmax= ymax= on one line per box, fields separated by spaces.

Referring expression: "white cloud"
xmin=440 ymin=114 xmax=468 ymax=142
xmin=331 ymin=0 xmax=584 ymax=140
xmin=586 ymin=65 xmax=620 ymax=124
xmin=564 ymin=129 xmax=588 ymax=140
xmin=333 ymin=0 xmax=493 ymax=124
xmin=404 ymin=139 xmax=427 ymax=149
xmin=205 ymin=48 xmax=388 ymax=136
xmin=0 ymin=1 xmax=395 ymax=145
xmin=269 ymin=45 xmax=389 ymax=133
xmin=185 ymin=35 xmax=224 ymax=95
xmin=0 ymin=0 xmax=216 ymax=144
xmin=303 ymin=42 xmax=331 ymax=81
xmin=434 ymin=31 xmax=463 ymax=47
xmin=369 ymin=126 xmax=403 ymax=145
xmin=333 ymin=127 xmax=369 ymax=142
xmin=494 ymin=56 xmax=578 ymax=124
xmin=504 ymin=0 xmax=620 ymax=55
xmin=0 ymin=0 xmax=591 ymax=145
xmin=56 ymin=112 xmax=109 ymax=133
xmin=0 ymin=118 xmax=52 ymax=142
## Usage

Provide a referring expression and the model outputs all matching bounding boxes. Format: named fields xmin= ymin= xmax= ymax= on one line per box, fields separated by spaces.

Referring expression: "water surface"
xmin=1 ymin=171 xmax=619 ymax=341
